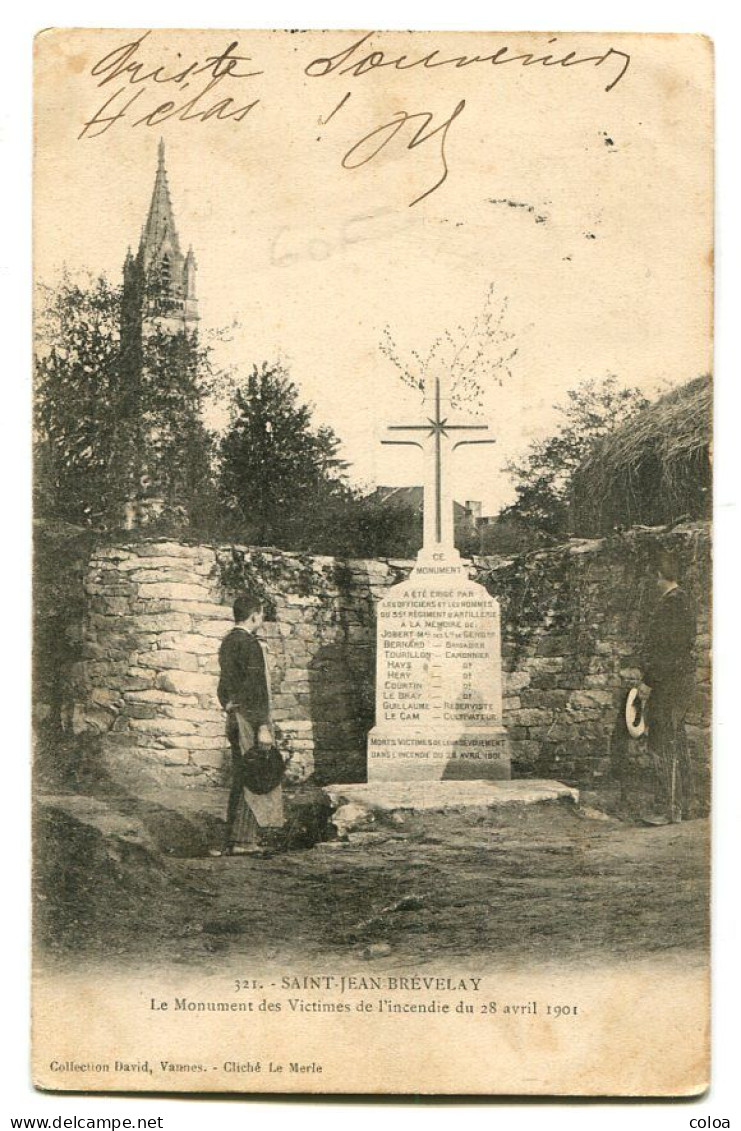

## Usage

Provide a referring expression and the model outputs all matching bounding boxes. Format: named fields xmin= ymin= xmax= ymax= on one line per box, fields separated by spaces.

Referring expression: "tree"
xmin=135 ymin=325 xmax=217 ymax=529
xmin=380 ymin=283 xmax=518 ymax=409
xmin=34 ymin=274 xmax=124 ymax=525
xmin=218 ymin=362 xmax=348 ymax=547
xmin=316 ymin=491 xmax=423 ymax=559
xmin=502 ymin=375 xmax=650 ymax=537
xmin=34 ymin=271 xmax=217 ymax=530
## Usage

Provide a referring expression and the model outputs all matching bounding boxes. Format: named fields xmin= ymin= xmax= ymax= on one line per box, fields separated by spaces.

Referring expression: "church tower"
xmin=122 ymin=139 xmax=199 ymax=338
xmin=118 ymin=141 xmax=203 ymax=530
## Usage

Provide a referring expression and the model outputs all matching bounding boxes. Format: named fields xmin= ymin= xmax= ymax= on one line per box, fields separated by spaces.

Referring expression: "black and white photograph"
xmin=30 ymin=25 xmax=713 ymax=1096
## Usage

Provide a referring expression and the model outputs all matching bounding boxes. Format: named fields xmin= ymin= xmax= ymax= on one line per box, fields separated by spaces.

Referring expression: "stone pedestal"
xmin=367 ymin=549 xmax=510 ymax=782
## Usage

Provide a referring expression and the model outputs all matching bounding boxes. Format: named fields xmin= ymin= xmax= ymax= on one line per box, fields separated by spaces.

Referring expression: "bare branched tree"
xmin=379 ymin=283 xmax=518 ymax=411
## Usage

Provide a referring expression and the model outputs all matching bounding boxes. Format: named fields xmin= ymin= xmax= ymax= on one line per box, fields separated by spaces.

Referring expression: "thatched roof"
xmin=571 ymin=375 xmax=711 ymax=536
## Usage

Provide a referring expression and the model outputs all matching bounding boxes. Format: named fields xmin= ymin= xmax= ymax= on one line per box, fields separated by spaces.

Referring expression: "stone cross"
xmin=382 ymin=374 xmax=495 ymax=552
xmin=370 ymin=373 xmax=509 ymax=783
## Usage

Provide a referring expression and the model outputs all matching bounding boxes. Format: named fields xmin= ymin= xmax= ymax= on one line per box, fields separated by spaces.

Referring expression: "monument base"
xmin=367 ymin=725 xmax=510 ymax=782
xmin=326 ymin=778 xmax=578 ymax=816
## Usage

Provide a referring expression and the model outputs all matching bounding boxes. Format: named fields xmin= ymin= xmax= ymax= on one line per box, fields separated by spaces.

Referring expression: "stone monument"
xmin=367 ymin=376 xmax=510 ymax=783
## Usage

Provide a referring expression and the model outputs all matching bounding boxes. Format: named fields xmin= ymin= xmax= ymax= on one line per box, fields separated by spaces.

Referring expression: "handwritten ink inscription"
xmin=78 ymin=31 xmax=262 ymax=139
xmin=304 ymin=30 xmax=630 ymax=91
xmin=341 ymin=100 xmax=466 ymax=208
xmin=76 ymin=29 xmax=632 ymax=207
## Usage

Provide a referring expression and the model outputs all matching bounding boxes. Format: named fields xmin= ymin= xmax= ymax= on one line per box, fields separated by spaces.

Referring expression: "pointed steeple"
xmin=140 ymin=138 xmax=182 ymax=271
xmin=123 ymin=139 xmax=198 ymax=334
xmin=115 ymin=138 xmax=201 ymax=531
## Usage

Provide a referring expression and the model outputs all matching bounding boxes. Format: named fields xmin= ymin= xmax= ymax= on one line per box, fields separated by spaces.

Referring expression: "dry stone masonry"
xmin=72 ymin=542 xmax=398 ymax=789
xmin=65 ymin=522 xmax=710 ymax=803
xmin=73 ymin=543 xmax=231 ymax=789
xmin=487 ymin=522 xmax=711 ymax=800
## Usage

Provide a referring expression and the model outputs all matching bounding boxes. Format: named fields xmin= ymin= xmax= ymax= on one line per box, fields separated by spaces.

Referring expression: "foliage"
xmin=136 ymin=326 xmax=218 ymax=531
xmin=35 ymin=274 xmax=427 ymax=556
xmin=380 ymin=283 xmax=518 ymax=409
xmin=218 ymin=362 xmax=350 ymax=548
xmin=218 ymin=363 xmax=426 ymax=557
xmin=33 ymin=519 xmax=96 ymax=736
xmin=34 ymin=271 xmax=217 ymax=530
xmin=34 ymin=274 xmax=125 ymax=526
xmin=215 ymin=545 xmax=330 ymax=617
xmin=316 ymin=491 xmax=422 ymax=559
xmin=503 ymin=376 xmax=650 ymax=538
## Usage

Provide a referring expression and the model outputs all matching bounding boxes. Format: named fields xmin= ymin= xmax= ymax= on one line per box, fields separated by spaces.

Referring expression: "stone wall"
xmin=67 ymin=523 xmax=710 ymax=798
xmin=483 ymin=523 xmax=711 ymax=801
xmin=71 ymin=542 xmax=399 ymax=789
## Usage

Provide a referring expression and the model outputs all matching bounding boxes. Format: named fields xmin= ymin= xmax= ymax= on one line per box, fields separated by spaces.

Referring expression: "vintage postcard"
xmin=32 ymin=28 xmax=713 ymax=1095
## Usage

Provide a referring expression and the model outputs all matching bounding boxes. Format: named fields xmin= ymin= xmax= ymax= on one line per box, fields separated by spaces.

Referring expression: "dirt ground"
xmin=35 ymin=791 xmax=710 ymax=971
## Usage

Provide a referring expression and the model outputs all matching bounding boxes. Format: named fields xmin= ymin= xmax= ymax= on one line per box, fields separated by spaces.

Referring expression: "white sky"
xmin=34 ymin=28 xmax=713 ymax=513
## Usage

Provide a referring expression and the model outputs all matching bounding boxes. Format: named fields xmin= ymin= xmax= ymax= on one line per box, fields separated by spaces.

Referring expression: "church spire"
xmin=140 ymin=138 xmax=182 ymax=271
xmin=117 ymin=139 xmax=202 ymax=530
xmin=125 ymin=139 xmax=198 ymax=334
